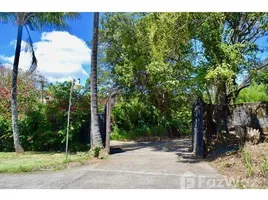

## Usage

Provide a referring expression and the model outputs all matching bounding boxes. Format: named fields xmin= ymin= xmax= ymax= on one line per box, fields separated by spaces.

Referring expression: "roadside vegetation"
xmin=0 ymin=67 xmax=91 ymax=152
xmin=0 ymin=13 xmax=267 ymax=183
xmin=1 ymin=12 xmax=267 ymax=149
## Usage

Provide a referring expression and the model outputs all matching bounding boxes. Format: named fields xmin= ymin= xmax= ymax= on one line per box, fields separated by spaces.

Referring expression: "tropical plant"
xmin=0 ymin=12 xmax=80 ymax=153
xmin=236 ymin=82 xmax=268 ymax=103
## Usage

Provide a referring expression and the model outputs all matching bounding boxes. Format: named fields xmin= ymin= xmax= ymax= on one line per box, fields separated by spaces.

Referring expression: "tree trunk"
xmin=213 ymin=80 xmax=229 ymax=138
xmin=11 ymin=25 xmax=24 ymax=153
xmin=90 ymin=12 xmax=103 ymax=149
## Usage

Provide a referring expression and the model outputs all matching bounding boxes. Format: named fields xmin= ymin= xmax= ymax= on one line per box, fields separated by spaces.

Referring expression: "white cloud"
xmin=10 ymin=40 xmax=28 ymax=50
xmin=1 ymin=31 xmax=90 ymax=82
xmin=0 ymin=55 xmax=13 ymax=64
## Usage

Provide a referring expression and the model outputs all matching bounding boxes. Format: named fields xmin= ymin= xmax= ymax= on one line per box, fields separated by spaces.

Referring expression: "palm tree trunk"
xmin=11 ymin=25 xmax=24 ymax=153
xmin=90 ymin=12 xmax=103 ymax=149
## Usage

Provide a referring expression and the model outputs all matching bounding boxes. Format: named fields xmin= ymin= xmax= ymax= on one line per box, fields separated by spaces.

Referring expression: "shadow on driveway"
xmin=110 ymin=139 xmax=203 ymax=163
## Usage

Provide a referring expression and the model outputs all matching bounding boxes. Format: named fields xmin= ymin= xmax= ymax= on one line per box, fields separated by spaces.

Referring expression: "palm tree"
xmin=0 ymin=12 xmax=80 ymax=153
xmin=90 ymin=12 xmax=103 ymax=149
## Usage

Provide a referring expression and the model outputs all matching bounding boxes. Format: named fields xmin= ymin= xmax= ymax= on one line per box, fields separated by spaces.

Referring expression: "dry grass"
xmin=210 ymin=142 xmax=268 ymax=189
xmin=0 ymin=152 xmax=93 ymax=173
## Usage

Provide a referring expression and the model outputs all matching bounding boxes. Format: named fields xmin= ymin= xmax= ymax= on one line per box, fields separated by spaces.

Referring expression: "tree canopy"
xmin=97 ymin=12 xmax=268 ymax=136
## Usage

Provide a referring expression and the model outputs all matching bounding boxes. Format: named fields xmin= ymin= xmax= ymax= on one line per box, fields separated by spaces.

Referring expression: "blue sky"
xmin=0 ymin=13 xmax=93 ymax=56
xmin=0 ymin=12 xmax=95 ymax=85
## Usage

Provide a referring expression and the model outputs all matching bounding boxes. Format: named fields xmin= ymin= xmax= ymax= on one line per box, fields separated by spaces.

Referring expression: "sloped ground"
xmin=0 ymin=139 xmax=230 ymax=189
xmin=210 ymin=142 xmax=268 ymax=189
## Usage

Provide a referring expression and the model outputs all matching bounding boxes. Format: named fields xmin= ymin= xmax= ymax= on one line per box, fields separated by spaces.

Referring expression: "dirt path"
xmin=0 ymin=139 xmax=231 ymax=189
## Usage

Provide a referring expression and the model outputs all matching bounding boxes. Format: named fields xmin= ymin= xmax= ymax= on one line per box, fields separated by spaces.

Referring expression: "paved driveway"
xmin=0 ymin=139 xmax=231 ymax=189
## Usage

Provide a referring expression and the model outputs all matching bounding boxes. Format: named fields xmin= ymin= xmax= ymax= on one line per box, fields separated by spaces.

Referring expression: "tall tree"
xmin=90 ymin=12 xmax=103 ymax=149
xmin=196 ymin=12 xmax=268 ymax=104
xmin=99 ymin=13 xmax=196 ymax=117
xmin=193 ymin=12 xmax=268 ymax=136
xmin=0 ymin=12 xmax=80 ymax=153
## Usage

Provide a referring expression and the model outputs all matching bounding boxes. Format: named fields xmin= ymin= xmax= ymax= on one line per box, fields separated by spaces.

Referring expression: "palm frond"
xmin=0 ymin=12 xmax=16 ymax=24
xmin=0 ymin=12 xmax=9 ymax=22
xmin=31 ymin=12 xmax=81 ymax=31
xmin=1 ymin=12 xmax=80 ymax=74
xmin=25 ymin=25 xmax=37 ymax=73
xmin=26 ymin=21 xmax=35 ymax=31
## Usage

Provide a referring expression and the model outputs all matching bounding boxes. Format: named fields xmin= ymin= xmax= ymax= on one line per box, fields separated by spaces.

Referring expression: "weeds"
xmin=232 ymin=179 xmax=245 ymax=189
xmin=261 ymin=157 xmax=268 ymax=175
xmin=93 ymin=146 xmax=101 ymax=158
xmin=242 ymin=149 xmax=254 ymax=177
xmin=222 ymin=162 xmax=232 ymax=168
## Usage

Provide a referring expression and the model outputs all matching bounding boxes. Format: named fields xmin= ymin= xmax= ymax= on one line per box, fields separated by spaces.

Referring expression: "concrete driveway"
xmin=0 ymin=139 xmax=231 ymax=189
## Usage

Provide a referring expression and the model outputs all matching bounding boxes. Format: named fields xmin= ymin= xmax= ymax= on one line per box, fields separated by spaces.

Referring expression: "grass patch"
xmin=242 ymin=149 xmax=254 ymax=177
xmin=0 ymin=151 xmax=92 ymax=173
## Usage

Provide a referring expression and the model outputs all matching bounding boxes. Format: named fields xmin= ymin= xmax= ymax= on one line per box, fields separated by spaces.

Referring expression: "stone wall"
xmin=228 ymin=102 xmax=268 ymax=136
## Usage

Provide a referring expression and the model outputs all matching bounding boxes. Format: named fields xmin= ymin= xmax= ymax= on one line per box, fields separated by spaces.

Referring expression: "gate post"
xmin=104 ymin=88 xmax=119 ymax=154
xmin=192 ymin=97 xmax=204 ymax=157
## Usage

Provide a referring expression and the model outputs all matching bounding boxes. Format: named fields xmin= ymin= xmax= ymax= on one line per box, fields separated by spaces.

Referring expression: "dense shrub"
xmin=110 ymin=97 xmax=191 ymax=140
xmin=0 ymin=117 xmax=14 ymax=152
xmin=0 ymin=81 xmax=91 ymax=152
xmin=0 ymin=66 xmax=41 ymax=119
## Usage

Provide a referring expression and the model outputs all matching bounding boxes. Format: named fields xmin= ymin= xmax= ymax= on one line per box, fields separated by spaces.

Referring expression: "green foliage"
xmin=0 ymin=117 xmax=14 ymax=152
xmin=0 ymin=13 xmax=80 ymax=30
xmin=100 ymin=13 xmax=197 ymax=139
xmin=110 ymin=97 xmax=166 ymax=139
xmin=100 ymin=13 xmax=196 ymax=112
xmin=236 ymin=82 xmax=268 ymax=103
xmin=0 ymin=81 xmax=91 ymax=152
xmin=194 ymin=13 xmax=268 ymax=104
xmin=2 ymin=13 xmax=268 ymax=150
xmin=93 ymin=146 xmax=101 ymax=158
xmin=205 ymin=63 xmax=235 ymax=83
xmin=99 ymin=12 xmax=267 ymax=140
xmin=112 ymin=98 xmax=157 ymax=131
xmin=110 ymin=97 xmax=191 ymax=140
